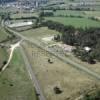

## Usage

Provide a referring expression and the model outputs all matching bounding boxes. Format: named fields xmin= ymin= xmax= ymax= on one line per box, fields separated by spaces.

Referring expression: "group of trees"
xmin=40 ymin=7 xmax=66 ymax=11
xmin=69 ymin=7 xmax=91 ymax=11
xmin=39 ymin=11 xmax=54 ymax=17
xmin=41 ymin=20 xmax=100 ymax=63
xmin=55 ymin=14 xmax=84 ymax=18
xmin=83 ymin=89 xmax=100 ymax=100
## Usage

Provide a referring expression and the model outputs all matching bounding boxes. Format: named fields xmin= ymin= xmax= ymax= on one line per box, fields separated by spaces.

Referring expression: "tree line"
xmin=41 ymin=20 xmax=100 ymax=63
xmin=39 ymin=11 xmax=54 ymax=17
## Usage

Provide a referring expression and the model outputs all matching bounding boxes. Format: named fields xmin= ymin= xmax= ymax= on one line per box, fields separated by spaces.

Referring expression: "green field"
xmin=20 ymin=27 xmax=59 ymax=37
xmin=0 ymin=49 xmax=37 ymax=100
xmin=45 ymin=17 xmax=100 ymax=28
xmin=0 ymin=27 xmax=9 ymax=42
xmin=0 ymin=48 xmax=8 ymax=68
xmin=44 ymin=10 xmax=100 ymax=17
xmin=54 ymin=10 xmax=100 ymax=17
xmin=54 ymin=10 xmax=84 ymax=16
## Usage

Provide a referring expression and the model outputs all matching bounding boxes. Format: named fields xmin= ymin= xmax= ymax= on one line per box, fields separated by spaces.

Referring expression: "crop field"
xmin=0 ymin=48 xmax=37 ymax=100
xmin=23 ymin=42 xmax=100 ymax=100
xmin=45 ymin=17 xmax=100 ymax=28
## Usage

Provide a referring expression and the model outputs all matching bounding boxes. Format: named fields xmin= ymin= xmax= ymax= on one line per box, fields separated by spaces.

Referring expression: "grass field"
xmin=0 ymin=48 xmax=37 ymax=100
xmin=23 ymin=42 xmax=100 ymax=100
xmin=54 ymin=10 xmax=85 ymax=16
xmin=0 ymin=27 xmax=9 ymax=42
xmin=83 ymin=11 xmax=100 ymax=17
xmin=0 ymin=48 xmax=8 ymax=68
xmin=20 ymin=27 xmax=59 ymax=45
xmin=20 ymin=27 xmax=59 ymax=37
xmin=45 ymin=17 xmax=100 ymax=28
xmin=54 ymin=10 xmax=100 ymax=17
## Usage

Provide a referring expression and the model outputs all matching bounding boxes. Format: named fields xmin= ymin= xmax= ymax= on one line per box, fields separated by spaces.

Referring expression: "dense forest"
xmin=42 ymin=20 xmax=100 ymax=63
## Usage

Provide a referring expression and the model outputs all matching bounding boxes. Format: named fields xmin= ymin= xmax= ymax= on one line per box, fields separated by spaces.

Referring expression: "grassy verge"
xmin=0 ymin=27 xmax=9 ymax=42
xmin=0 ymin=48 xmax=37 ymax=100
xmin=0 ymin=47 xmax=8 ymax=68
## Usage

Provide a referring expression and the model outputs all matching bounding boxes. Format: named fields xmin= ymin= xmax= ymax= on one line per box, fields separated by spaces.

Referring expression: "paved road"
xmin=5 ymin=26 xmax=100 ymax=81
xmin=20 ymin=46 xmax=46 ymax=100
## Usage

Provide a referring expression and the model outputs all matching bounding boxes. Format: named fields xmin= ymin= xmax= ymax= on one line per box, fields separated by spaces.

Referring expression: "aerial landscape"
xmin=0 ymin=0 xmax=100 ymax=100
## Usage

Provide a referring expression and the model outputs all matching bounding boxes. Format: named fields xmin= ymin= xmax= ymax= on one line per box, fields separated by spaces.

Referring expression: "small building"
xmin=84 ymin=47 xmax=91 ymax=52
